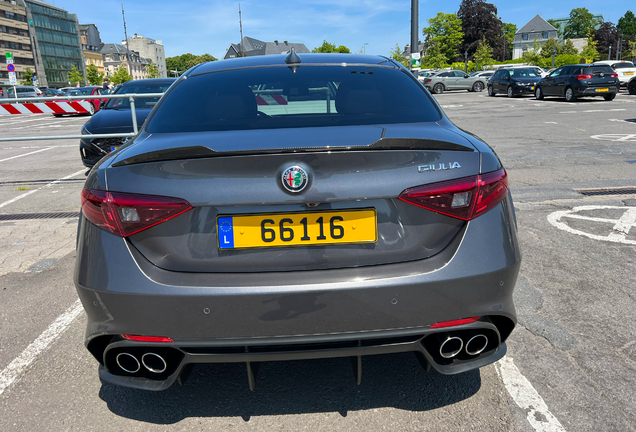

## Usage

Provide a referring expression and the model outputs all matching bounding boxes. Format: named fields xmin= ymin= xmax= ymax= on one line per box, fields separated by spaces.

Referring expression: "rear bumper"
xmin=577 ymin=86 xmax=619 ymax=96
xmin=74 ymin=198 xmax=521 ymax=389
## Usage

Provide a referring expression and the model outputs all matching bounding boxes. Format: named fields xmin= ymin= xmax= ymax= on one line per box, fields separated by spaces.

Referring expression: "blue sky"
xmin=52 ymin=0 xmax=631 ymax=58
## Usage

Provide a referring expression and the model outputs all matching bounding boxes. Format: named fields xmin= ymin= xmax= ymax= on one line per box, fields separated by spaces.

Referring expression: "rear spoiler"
xmin=111 ymin=138 xmax=474 ymax=167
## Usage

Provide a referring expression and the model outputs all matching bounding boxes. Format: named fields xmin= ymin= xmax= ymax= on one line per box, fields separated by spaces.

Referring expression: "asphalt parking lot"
xmin=0 ymin=89 xmax=635 ymax=431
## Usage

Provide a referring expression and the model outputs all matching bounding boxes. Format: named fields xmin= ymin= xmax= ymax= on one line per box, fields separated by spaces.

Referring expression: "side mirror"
xmin=99 ymin=100 xmax=106 ymax=109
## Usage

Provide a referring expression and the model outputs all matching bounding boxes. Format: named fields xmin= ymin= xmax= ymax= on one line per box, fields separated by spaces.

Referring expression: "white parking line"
xmin=496 ymin=356 xmax=566 ymax=432
xmin=0 ymin=300 xmax=83 ymax=396
xmin=0 ymin=168 xmax=85 ymax=209
xmin=0 ymin=147 xmax=53 ymax=163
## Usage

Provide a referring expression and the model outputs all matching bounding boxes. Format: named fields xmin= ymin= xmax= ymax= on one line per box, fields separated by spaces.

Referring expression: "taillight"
xmin=122 ymin=335 xmax=173 ymax=343
xmin=430 ymin=316 xmax=480 ymax=329
xmin=398 ymin=169 xmax=508 ymax=221
xmin=576 ymin=74 xmax=593 ymax=80
xmin=609 ymin=73 xmax=618 ymax=78
xmin=81 ymin=189 xmax=192 ymax=237
xmin=425 ymin=78 xmax=432 ymax=83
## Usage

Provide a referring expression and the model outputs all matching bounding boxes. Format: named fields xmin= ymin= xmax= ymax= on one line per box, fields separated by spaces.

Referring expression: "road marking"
xmin=0 ymin=145 xmax=76 ymax=150
xmin=548 ymin=206 xmax=636 ymax=245
xmin=0 ymin=168 xmax=85 ymax=209
xmin=496 ymin=356 xmax=566 ymax=432
xmin=0 ymin=147 xmax=53 ymax=163
xmin=560 ymin=109 xmax=626 ymax=114
xmin=545 ymin=122 xmax=558 ymax=124
xmin=0 ymin=300 xmax=83 ymax=396
xmin=591 ymin=134 xmax=636 ymax=142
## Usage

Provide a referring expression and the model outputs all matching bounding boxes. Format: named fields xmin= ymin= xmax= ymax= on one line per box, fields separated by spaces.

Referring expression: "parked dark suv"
xmin=534 ymin=64 xmax=619 ymax=102
xmin=488 ymin=68 xmax=541 ymax=97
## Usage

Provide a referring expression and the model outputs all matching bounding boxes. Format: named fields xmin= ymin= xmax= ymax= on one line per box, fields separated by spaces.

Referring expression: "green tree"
xmin=166 ymin=53 xmax=197 ymax=76
xmin=68 ymin=66 xmax=84 ymax=86
xmin=185 ymin=53 xmax=217 ymax=69
xmin=20 ymin=67 xmax=34 ymax=85
xmin=503 ymin=23 xmax=517 ymax=60
xmin=522 ymin=39 xmax=544 ymax=66
xmin=312 ymin=41 xmax=351 ymax=53
xmin=422 ymin=12 xmax=464 ymax=61
xmin=473 ymin=38 xmax=494 ymax=69
xmin=580 ymin=36 xmax=599 ymax=63
xmin=457 ymin=0 xmax=504 ymax=60
xmin=145 ymin=60 xmax=160 ymax=78
xmin=555 ymin=54 xmax=580 ymax=67
xmin=617 ymin=10 xmax=636 ymax=37
xmin=422 ymin=42 xmax=449 ymax=69
xmin=540 ymin=38 xmax=560 ymax=58
xmin=85 ymin=63 xmax=104 ymax=85
xmin=564 ymin=8 xmax=598 ymax=39
xmin=389 ymin=43 xmax=409 ymax=67
xmin=561 ymin=39 xmax=579 ymax=56
xmin=110 ymin=65 xmax=132 ymax=85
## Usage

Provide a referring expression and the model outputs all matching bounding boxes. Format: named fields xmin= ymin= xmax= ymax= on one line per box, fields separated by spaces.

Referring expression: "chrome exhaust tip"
xmin=439 ymin=335 xmax=463 ymax=359
xmin=116 ymin=352 xmax=141 ymax=373
xmin=465 ymin=334 xmax=488 ymax=356
xmin=142 ymin=352 xmax=167 ymax=374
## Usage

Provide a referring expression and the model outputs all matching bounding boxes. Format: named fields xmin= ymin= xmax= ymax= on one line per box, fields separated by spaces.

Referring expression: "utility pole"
xmin=239 ymin=4 xmax=244 ymax=57
xmin=552 ymin=46 xmax=556 ymax=68
xmin=609 ymin=44 xmax=612 ymax=61
xmin=464 ymin=51 xmax=468 ymax=73
xmin=410 ymin=0 xmax=420 ymax=72
xmin=616 ymin=35 xmax=620 ymax=60
xmin=121 ymin=4 xmax=132 ymax=75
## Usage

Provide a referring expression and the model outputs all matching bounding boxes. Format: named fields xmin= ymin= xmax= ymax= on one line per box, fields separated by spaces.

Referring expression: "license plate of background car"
xmin=531 ymin=87 xmax=534 ymax=90
xmin=595 ymin=88 xmax=609 ymax=92
xmin=110 ymin=146 xmax=119 ymax=151
xmin=217 ymin=209 xmax=377 ymax=250
xmin=625 ymin=72 xmax=634 ymax=75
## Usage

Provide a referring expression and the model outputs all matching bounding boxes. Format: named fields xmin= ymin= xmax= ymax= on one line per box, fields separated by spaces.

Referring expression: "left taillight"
xmin=81 ymin=189 xmax=192 ymax=237
xmin=398 ymin=169 xmax=508 ymax=221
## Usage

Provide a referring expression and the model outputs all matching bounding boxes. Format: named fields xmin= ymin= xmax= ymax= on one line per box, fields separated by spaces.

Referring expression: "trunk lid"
xmin=106 ymin=123 xmax=480 ymax=273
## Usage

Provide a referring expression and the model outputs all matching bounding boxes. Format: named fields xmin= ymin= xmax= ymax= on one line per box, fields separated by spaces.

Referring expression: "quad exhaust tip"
xmin=465 ymin=334 xmax=488 ymax=356
xmin=116 ymin=352 xmax=140 ymax=373
xmin=142 ymin=352 xmax=167 ymax=374
xmin=439 ymin=335 xmax=463 ymax=359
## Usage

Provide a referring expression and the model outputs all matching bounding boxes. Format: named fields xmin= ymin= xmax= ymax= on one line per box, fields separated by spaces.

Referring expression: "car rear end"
xmin=74 ymin=55 xmax=520 ymax=390
xmin=573 ymin=64 xmax=620 ymax=97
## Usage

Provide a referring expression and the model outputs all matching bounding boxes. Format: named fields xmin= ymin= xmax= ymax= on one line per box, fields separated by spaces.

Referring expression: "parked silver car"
xmin=1 ymin=85 xmax=42 ymax=98
xmin=423 ymin=70 xmax=488 ymax=94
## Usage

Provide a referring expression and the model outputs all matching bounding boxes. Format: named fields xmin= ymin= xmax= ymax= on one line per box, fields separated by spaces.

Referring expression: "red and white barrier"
xmin=0 ymin=100 xmax=91 ymax=115
xmin=255 ymin=94 xmax=288 ymax=106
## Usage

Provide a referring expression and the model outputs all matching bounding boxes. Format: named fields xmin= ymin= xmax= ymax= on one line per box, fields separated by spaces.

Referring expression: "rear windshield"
xmin=583 ymin=66 xmax=615 ymax=75
xmin=612 ymin=62 xmax=635 ymax=69
xmin=64 ymin=88 xmax=94 ymax=96
xmin=105 ymin=82 xmax=173 ymax=109
xmin=146 ymin=65 xmax=440 ymax=133
xmin=509 ymin=68 xmax=539 ymax=77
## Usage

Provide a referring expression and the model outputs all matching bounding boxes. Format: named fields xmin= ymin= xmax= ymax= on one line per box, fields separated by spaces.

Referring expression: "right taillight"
xmin=609 ymin=73 xmax=618 ymax=78
xmin=81 ymin=189 xmax=192 ymax=237
xmin=398 ymin=169 xmax=508 ymax=221
xmin=425 ymin=78 xmax=432 ymax=83
xmin=576 ymin=74 xmax=593 ymax=80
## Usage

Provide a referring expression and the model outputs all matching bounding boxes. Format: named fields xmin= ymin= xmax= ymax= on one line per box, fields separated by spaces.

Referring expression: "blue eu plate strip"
xmin=217 ymin=216 xmax=234 ymax=249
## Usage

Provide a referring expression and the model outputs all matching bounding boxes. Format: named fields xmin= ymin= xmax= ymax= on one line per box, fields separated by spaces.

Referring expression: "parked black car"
xmin=488 ymin=68 xmax=541 ymax=97
xmin=534 ymin=64 xmax=619 ymax=102
xmin=80 ymin=78 xmax=175 ymax=168
xmin=628 ymin=75 xmax=636 ymax=95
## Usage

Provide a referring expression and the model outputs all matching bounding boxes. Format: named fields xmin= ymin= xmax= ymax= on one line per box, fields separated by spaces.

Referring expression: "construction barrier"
xmin=0 ymin=100 xmax=91 ymax=115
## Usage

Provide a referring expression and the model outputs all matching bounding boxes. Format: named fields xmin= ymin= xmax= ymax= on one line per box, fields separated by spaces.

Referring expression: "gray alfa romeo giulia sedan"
xmin=75 ymin=52 xmax=521 ymax=391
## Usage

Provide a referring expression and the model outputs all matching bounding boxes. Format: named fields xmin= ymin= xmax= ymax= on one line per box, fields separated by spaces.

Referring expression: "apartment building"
xmin=0 ymin=0 xmax=36 ymax=84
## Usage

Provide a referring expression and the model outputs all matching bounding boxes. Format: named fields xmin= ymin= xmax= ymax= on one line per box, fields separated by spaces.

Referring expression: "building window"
xmin=542 ymin=32 xmax=549 ymax=39
xmin=522 ymin=34 xmax=528 ymax=41
xmin=522 ymin=47 xmax=528 ymax=53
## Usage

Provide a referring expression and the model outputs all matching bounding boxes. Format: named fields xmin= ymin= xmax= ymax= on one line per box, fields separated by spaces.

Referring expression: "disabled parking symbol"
xmin=548 ymin=206 xmax=636 ymax=245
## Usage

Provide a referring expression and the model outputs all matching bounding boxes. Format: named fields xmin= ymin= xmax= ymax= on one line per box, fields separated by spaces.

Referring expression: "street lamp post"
xmin=464 ymin=50 xmax=468 ymax=73
xmin=552 ymin=46 xmax=556 ymax=68
xmin=364 ymin=43 xmax=368 ymax=55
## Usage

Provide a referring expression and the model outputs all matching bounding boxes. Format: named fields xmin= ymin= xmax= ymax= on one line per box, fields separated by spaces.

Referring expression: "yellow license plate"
xmin=217 ymin=209 xmax=377 ymax=250
xmin=625 ymin=72 xmax=634 ymax=75
xmin=109 ymin=146 xmax=119 ymax=152
xmin=596 ymin=88 xmax=609 ymax=92
xmin=531 ymin=86 xmax=534 ymax=90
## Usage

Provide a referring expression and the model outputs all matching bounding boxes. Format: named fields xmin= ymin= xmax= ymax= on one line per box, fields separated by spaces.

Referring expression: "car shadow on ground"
xmin=98 ymin=352 xmax=481 ymax=424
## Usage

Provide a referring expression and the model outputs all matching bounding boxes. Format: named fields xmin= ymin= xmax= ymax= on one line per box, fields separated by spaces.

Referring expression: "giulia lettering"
xmin=418 ymin=162 xmax=462 ymax=173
